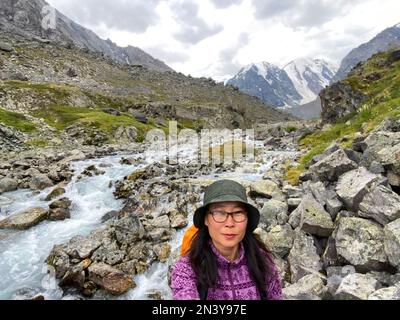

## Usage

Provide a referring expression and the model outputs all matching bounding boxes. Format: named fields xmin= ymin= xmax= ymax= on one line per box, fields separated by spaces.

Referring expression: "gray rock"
xmin=288 ymin=194 xmax=334 ymax=237
xmin=170 ymin=213 xmax=188 ymax=229
xmin=368 ymin=286 xmax=400 ymax=300
xmin=335 ymin=273 xmax=378 ymax=300
xmin=288 ymin=198 xmax=302 ymax=210
xmin=101 ymin=210 xmax=120 ymax=223
xmin=45 ymin=187 xmax=66 ymax=201
xmin=65 ymin=235 xmax=102 ymax=259
xmin=48 ymin=208 xmax=70 ymax=221
xmin=153 ymin=243 xmax=171 ymax=263
xmin=261 ymin=224 xmax=295 ymax=258
xmin=0 ymin=207 xmax=48 ymax=230
xmin=310 ymin=149 xmax=358 ymax=182
xmin=151 ymin=215 xmax=171 ymax=229
xmin=283 ymin=186 xmax=303 ymax=198
xmin=111 ymin=214 xmax=145 ymax=244
xmin=91 ymin=247 xmax=125 ymax=266
xmin=249 ymin=180 xmax=284 ymax=200
xmin=283 ymin=273 xmax=326 ymax=300
xmin=335 ymin=217 xmax=388 ymax=271
xmin=88 ymin=262 xmax=135 ymax=295
xmin=387 ymin=170 xmax=400 ymax=187
xmin=369 ymin=161 xmax=385 ymax=174
xmin=287 ymin=231 xmax=322 ymax=283
xmin=359 ymin=185 xmax=400 ymax=225
xmin=0 ymin=42 xmax=13 ymax=52
xmin=46 ymin=244 xmax=71 ymax=279
xmin=260 ymin=199 xmax=288 ymax=227
xmin=325 ymin=197 xmax=342 ymax=220
xmin=29 ymin=174 xmax=53 ymax=190
xmin=0 ymin=177 xmax=18 ymax=193
xmin=336 ymin=167 xmax=384 ymax=211
xmin=384 ymin=218 xmax=400 ymax=268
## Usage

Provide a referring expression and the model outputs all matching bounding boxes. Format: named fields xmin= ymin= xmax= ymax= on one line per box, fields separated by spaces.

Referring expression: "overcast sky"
xmin=46 ymin=0 xmax=400 ymax=80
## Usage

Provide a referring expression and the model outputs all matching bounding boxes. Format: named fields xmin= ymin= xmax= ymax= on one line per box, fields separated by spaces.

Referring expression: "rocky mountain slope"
xmin=0 ymin=30 xmax=294 ymax=158
xmin=0 ymin=0 xmax=172 ymax=72
xmin=332 ymin=23 xmax=400 ymax=82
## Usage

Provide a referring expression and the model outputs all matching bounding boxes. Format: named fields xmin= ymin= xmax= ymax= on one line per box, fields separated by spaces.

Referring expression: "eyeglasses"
xmin=209 ymin=210 xmax=248 ymax=223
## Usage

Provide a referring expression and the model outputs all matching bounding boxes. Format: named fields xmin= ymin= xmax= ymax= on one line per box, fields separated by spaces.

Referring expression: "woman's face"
xmin=204 ymin=201 xmax=248 ymax=253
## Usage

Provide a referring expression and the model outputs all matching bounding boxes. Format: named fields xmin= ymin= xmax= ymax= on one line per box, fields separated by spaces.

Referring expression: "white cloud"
xmin=47 ymin=0 xmax=400 ymax=80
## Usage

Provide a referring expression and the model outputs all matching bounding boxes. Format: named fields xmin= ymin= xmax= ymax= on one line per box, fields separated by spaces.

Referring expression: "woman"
xmin=171 ymin=179 xmax=282 ymax=300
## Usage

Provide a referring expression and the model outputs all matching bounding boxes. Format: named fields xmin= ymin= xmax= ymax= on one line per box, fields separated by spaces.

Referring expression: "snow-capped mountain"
xmin=283 ymin=58 xmax=338 ymax=105
xmin=226 ymin=59 xmax=337 ymax=109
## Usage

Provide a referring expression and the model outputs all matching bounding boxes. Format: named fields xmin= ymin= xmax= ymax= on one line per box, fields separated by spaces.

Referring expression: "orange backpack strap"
xmin=181 ymin=225 xmax=198 ymax=256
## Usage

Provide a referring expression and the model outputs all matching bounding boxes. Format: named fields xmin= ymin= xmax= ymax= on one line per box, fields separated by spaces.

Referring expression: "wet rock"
xmin=288 ymin=194 xmax=334 ymax=237
xmin=384 ymin=218 xmax=400 ymax=268
xmin=88 ymin=262 xmax=135 ymax=295
xmin=153 ymin=243 xmax=171 ymax=263
xmin=359 ymin=185 xmax=400 ymax=225
xmin=49 ymin=197 xmax=72 ymax=210
xmin=81 ymin=165 xmax=105 ymax=177
xmin=48 ymin=208 xmax=71 ymax=221
xmin=65 ymin=235 xmax=102 ymax=260
xmin=101 ymin=210 xmax=120 ymax=223
xmin=46 ymin=245 xmax=71 ymax=279
xmin=111 ymin=214 xmax=145 ymax=244
xmin=335 ymin=273 xmax=378 ymax=300
xmin=0 ymin=177 xmax=18 ymax=193
xmin=29 ymin=174 xmax=53 ymax=190
xmin=336 ymin=167 xmax=385 ymax=211
xmin=0 ymin=207 xmax=48 ymax=230
xmin=310 ymin=149 xmax=358 ymax=182
xmin=91 ymin=247 xmax=125 ymax=266
xmin=148 ymin=228 xmax=173 ymax=242
xmin=335 ymin=217 xmax=388 ymax=272
xmin=287 ymin=231 xmax=322 ymax=283
xmin=169 ymin=212 xmax=188 ymax=229
xmin=45 ymin=187 xmax=66 ymax=201
xmin=11 ymin=287 xmax=45 ymax=300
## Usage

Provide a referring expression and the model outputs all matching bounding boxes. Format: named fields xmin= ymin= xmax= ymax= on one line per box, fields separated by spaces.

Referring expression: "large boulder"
xmin=287 ymin=231 xmax=322 ymax=283
xmin=110 ymin=214 xmax=145 ymax=245
xmin=310 ymin=149 xmax=358 ymax=182
xmin=368 ymin=286 xmax=400 ymax=300
xmin=283 ymin=273 xmax=326 ymax=300
xmin=29 ymin=174 xmax=54 ymax=190
xmin=359 ymin=185 xmax=400 ymax=225
xmin=384 ymin=218 xmax=400 ymax=268
xmin=260 ymin=224 xmax=295 ymax=258
xmin=260 ymin=199 xmax=288 ymax=228
xmin=0 ymin=207 xmax=48 ymax=230
xmin=288 ymin=194 xmax=334 ymax=237
xmin=335 ymin=273 xmax=378 ymax=300
xmin=249 ymin=180 xmax=284 ymax=200
xmin=336 ymin=167 xmax=385 ymax=211
xmin=0 ymin=177 xmax=18 ymax=193
xmin=88 ymin=262 xmax=135 ymax=295
xmin=335 ymin=217 xmax=388 ymax=271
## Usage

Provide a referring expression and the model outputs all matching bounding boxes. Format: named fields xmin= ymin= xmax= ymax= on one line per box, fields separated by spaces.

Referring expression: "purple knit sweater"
xmin=171 ymin=242 xmax=282 ymax=300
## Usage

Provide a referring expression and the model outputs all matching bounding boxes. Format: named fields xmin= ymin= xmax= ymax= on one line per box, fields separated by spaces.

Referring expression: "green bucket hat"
xmin=194 ymin=179 xmax=260 ymax=231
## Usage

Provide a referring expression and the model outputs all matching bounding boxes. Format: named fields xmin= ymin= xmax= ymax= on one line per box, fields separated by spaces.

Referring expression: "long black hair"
xmin=188 ymin=220 xmax=274 ymax=298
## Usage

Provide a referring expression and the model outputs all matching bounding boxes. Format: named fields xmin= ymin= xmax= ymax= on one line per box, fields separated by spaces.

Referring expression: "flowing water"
xmin=0 ymin=142 xmax=299 ymax=300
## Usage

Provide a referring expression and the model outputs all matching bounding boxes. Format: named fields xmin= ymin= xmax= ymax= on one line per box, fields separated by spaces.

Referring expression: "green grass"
xmin=285 ymin=50 xmax=400 ymax=185
xmin=25 ymin=139 xmax=49 ymax=147
xmin=0 ymin=107 xmax=37 ymax=133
